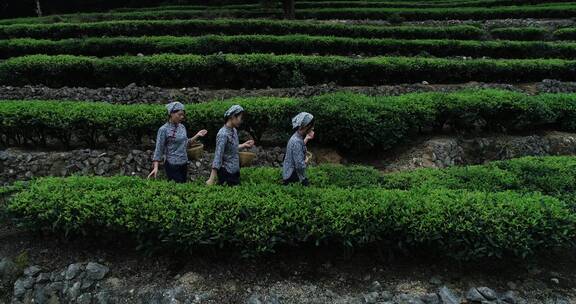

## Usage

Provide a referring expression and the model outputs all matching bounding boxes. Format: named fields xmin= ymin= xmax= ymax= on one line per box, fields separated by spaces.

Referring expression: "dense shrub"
xmin=381 ymin=157 xmax=576 ymax=205
xmin=6 ymin=175 xmax=575 ymax=259
xmin=2 ymin=4 xmax=576 ymax=24
xmin=2 ymin=35 xmax=576 ymax=59
xmin=244 ymin=156 xmax=576 ymax=210
xmin=0 ymin=19 xmax=485 ymax=40
xmin=490 ymin=27 xmax=550 ymax=41
xmin=116 ymin=1 xmax=576 ymax=11
xmin=1 ymin=90 xmax=576 ymax=152
xmin=0 ymin=54 xmax=574 ymax=88
xmin=554 ymin=28 xmax=576 ymax=40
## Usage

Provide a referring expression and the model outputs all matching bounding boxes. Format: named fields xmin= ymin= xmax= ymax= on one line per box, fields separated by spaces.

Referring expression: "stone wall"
xmin=4 ymin=256 xmax=565 ymax=304
xmin=3 ymin=131 xmax=576 ymax=184
xmin=0 ymin=146 xmax=290 ymax=185
xmin=383 ymin=131 xmax=576 ymax=172
xmin=1 ymin=80 xmax=575 ymax=104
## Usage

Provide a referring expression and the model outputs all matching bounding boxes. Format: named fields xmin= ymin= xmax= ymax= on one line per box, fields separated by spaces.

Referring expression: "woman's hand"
xmin=240 ymin=139 xmax=255 ymax=149
xmin=305 ymin=131 xmax=315 ymax=144
xmin=147 ymin=162 xmax=159 ymax=179
xmin=196 ymin=129 xmax=208 ymax=137
xmin=189 ymin=129 xmax=208 ymax=146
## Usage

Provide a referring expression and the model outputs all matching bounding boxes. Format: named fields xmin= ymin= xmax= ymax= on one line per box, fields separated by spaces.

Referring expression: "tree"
xmin=282 ymin=0 xmax=295 ymax=19
xmin=261 ymin=0 xmax=294 ymax=19
xmin=34 ymin=0 xmax=42 ymax=17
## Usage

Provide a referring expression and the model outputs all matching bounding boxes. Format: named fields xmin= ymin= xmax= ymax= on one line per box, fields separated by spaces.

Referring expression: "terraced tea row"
xmin=4 ymin=35 xmax=576 ymax=59
xmin=4 ymin=156 xmax=575 ymax=260
xmin=3 ymin=4 xmax=576 ymax=24
xmin=110 ymin=0 xmax=576 ymax=11
xmin=0 ymin=20 xmax=489 ymax=40
xmin=1 ymin=54 xmax=574 ymax=88
xmin=2 ymin=90 xmax=576 ymax=153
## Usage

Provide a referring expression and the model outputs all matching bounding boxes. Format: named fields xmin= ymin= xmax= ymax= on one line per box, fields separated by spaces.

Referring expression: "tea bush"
xmin=554 ymin=28 xmax=576 ymax=40
xmin=2 ymin=90 xmax=576 ymax=152
xmin=6 ymin=175 xmax=575 ymax=260
xmin=3 ymin=35 xmax=576 ymax=59
xmin=243 ymin=156 xmax=576 ymax=210
xmin=0 ymin=20 xmax=485 ymax=40
xmin=0 ymin=54 xmax=574 ymax=88
xmin=490 ymin=27 xmax=550 ymax=41
xmin=3 ymin=4 xmax=576 ymax=24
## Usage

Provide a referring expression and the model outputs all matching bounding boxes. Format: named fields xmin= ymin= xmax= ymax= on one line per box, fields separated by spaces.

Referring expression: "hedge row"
xmin=490 ymin=27 xmax=551 ymax=41
xmin=1 ymin=54 xmax=575 ymax=89
xmin=5 ymin=175 xmax=575 ymax=260
xmin=554 ymin=28 xmax=576 ymax=41
xmin=293 ymin=5 xmax=576 ymax=21
xmin=0 ymin=19 xmax=486 ymax=40
xmin=3 ymin=90 xmax=576 ymax=153
xmin=241 ymin=156 xmax=576 ymax=210
xmin=3 ymin=35 xmax=576 ymax=59
xmin=2 ymin=4 xmax=576 ymax=24
xmin=113 ymin=0 xmax=575 ymax=10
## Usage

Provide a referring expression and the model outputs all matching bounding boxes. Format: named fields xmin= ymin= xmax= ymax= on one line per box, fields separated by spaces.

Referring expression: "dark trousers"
xmin=164 ymin=162 xmax=188 ymax=183
xmin=217 ymin=168 xmax=240 ymax=186
xmin=283 ymin=172 xmax=309 ymax=186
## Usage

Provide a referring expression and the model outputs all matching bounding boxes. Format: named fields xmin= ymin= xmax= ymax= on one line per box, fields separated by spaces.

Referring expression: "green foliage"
xmin=490 ymin=27 xmax=550 ymax=41
xmin=6 ymin=173 xmax=576 ymax=260
xmin=4 ymin=35 xmax=576 ymax=59
xmin=554 ymin=28 xmax=576 ymax=40
xmin=0 ymin=19 xmax=485 ymax=40
xmin=0 ymin=54 xmax=574 ymax=88
xmin=3 ymin=4 xmax=576 ymax=24
xmin=2 ymin=90 xmax=576 ymax=152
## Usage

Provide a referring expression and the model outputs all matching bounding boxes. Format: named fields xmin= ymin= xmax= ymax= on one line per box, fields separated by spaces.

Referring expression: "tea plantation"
xmin=1 ymin=0 xmax=576 ymax=303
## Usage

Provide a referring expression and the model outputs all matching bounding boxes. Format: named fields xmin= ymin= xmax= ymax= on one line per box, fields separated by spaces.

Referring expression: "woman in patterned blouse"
xmin=148 ymin=101 xmax=208 ymax=183
xmin=282 ymin=112 xmax=315 ymax=186
xmin=206 ymin=105 xmax=255 ymax=186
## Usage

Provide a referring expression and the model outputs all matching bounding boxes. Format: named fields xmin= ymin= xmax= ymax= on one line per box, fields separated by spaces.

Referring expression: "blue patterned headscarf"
xmin=292 ymin=112 xmax=314 ymax=129
xmin=166 ymin=102 xmax=185 ymax=114
xmin=224 ymin=105 xmax=244 ymax=118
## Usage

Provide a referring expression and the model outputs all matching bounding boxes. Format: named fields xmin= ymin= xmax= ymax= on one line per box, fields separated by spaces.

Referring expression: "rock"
xmin=177 ymin=271 xmax=203 ymax=288
xmin=0 ymin=257 xmax=19 ymax=281
xmin=103 ymin=277 xmax=123 ymax=290
xmin=65 ymin=263 xmax=83 ymax=280
xmin=362 ymin=291 xmax=379 ymax=303
xmin=36 ymin=272 xmax=51 ymax=284
xmin=95 ymin=291 xmax=112 ymax=304
xmin=429 ymin=276 xmax=442 ymax=285
xmin=14 ymin=277 xmax=32 ymax=298
xmin=380 ymin=291 xmax=393 ymax=301
xmin=438 ymin=286 xmax=460 ymax=304
xmin=500 ymin=291 xmax=517 ymax=304
xmin=85 ymin=262 xmax=109 ymax=281
xmin=247 ymin=294 xmax=263 ymax=304
xmin=66 ymin=281 xmax=81 ymax=300
xmin=23 ymin=265 xmax=42 ymax=277
xmin=46 ymin=281 xmax=64 ymax=294
xmin=506 ymin=281 xmax=517 ymax=290
xmin=466 ymin=288 xmax=485 ymax=302
xmin=420 ymin=293 xmax=440 ymax=304
xmin=368 ymin=281 xmax=382 ymax=292
xmin=477 ymin=287 xmax=497 ymax=301
xmin=77 ymin=293 xmax=92 ymax=304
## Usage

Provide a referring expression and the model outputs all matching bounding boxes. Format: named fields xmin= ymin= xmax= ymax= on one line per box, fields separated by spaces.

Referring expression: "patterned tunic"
xmin=152 ymin=122 xmax=188 ymax=165
xmin=212 ymin=126 xmax=240 ymax=174
xmin=282 ymin=132 xmax=307 ymax=181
